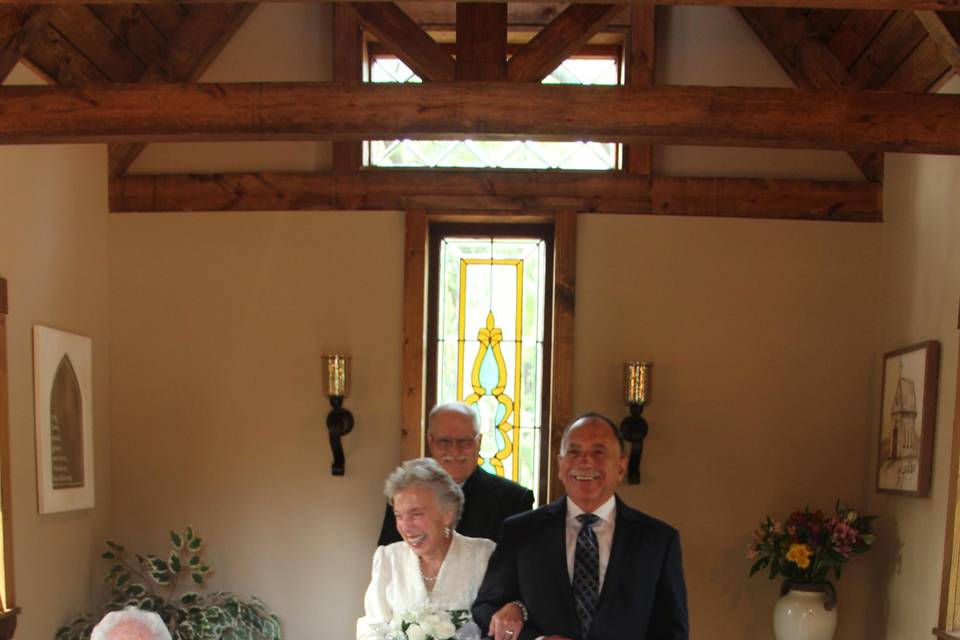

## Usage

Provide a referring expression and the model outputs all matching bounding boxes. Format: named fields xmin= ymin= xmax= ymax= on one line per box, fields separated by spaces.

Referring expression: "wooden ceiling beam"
xmin=828 ymin=10 xmax=893 ymax=68
xmin=0 ymin=5 xmax=55 ymax=82
xmin=398 ymin=3 xmax=632 ymax=30
xmin=348 ymin=2 xmax=454 ymax=81
xmin=4 ymin=82 xmax=960 ymax=154
xmin=845 ymin=10 xmax=928 ymax=88
xmin=625 ymin=2 xmax=655 ymax=175
xmin=25 ymin=22 xmax=110 ymax=85
xmin=49 ymin=5 xmax=145 ymax=82
xmin=109 ymin=171 xmax=882 ymax=222
xmin=333 ymin=3 xmax=362 ymax=172
xmin=0 ymin=0 xmax=959 ymax=10
xmin=507 ymin=4 xmax=627 ymax=81
xmin=739 ymin=8 xmax=885 ymax=180
xmin=456 ymin=3 xmax=506 ymax=80
xmin=87 ymin=5 xmax=167 ymax=67
xmin=108 ymin=3 xmax=256 ymax=176
xmin=915 ymin=10 xmax=960 ymax=75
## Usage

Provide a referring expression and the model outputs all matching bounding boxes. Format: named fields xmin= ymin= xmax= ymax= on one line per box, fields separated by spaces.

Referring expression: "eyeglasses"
xmin=430 ymin=436 xmax=480 ymax=451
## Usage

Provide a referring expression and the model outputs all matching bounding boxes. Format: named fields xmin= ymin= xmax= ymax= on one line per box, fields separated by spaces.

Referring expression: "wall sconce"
xmin=323 ymin=354 xmax=354 ymax=476
xmin=620 ymin=361 xmax=651 ymax=484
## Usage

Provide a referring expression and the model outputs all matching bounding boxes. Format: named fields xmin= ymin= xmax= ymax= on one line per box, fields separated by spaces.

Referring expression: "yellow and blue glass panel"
xmin=435 ymin=237 xmax=547 ymax=501
xmin=366 ymin=57 xmax=619 ymax=170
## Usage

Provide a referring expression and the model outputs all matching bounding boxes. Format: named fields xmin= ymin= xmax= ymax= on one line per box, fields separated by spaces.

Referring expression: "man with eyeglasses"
xmin=377 ymin=402 xmax=535 ymax=545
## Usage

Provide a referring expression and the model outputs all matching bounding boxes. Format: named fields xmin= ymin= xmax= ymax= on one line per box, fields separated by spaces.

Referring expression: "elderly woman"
xmin=357 ymin=458 xmax=495 ymax=640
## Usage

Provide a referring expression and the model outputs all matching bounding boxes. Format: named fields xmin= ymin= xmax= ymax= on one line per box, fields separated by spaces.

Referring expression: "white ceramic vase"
xmin=773 ymin=586 xmax=838 ymax=640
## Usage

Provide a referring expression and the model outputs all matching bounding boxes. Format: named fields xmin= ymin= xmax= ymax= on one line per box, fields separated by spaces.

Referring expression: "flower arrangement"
xmin=56 ymin=527 xmax=281 ymax=640
xmin=378 ymin=605 xmax=474 ymax=640
xmin=748 ymin=503 xmax=876 ymax=588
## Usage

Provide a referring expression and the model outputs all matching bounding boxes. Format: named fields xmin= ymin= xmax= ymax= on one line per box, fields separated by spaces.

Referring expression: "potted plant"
xmin=747 ymin=503 xmax=876 ymax=640
xmin=56 ymin=527 xmax=281 ymax=640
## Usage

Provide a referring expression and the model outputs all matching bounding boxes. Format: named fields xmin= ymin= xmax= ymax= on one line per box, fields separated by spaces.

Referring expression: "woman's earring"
xmin=445 ymin=526 xmax=452 ymax=539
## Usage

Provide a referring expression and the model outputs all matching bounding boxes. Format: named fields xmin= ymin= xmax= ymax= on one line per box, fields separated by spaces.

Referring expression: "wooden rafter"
xmin=0 ymin=5 xmax=55 ymax=82
xmin=846 ymin=10 xmax=927 ymax=87
xmin=4 ymin=82 xmax=960 ymax=155
xmin=348 ymin=2 xmax=454 ymax=81
xmin=87 ymin=5 xmax=167 ymax=66
xmin=333 ymin=3 xmax=362 ymax=172
xmin=625 ymin=2 xmax=655 ymax=175
xmin=456 ymin=3 xmax=506 ymax=80
xmin=828 ymin=10 xmax=893 ymax=68
xmin=1 ymin=0 xmax=960 ymax=10
xmin=916 ymin=10 xmax=960 ymax=75
xmin=26 ymin=21 xmax=110 ymax=85
xmin=507 ymin=4 xmax=627 ymax=81
xmin=739 ymin=7 xmax=885 ymax=181
xmin=49 ymin=5 xmax=144 ymax=82
xmin=108 ymin=3 xmax=256 ymax=176
xmin=108 ymin=171 xmax=881 ymax=221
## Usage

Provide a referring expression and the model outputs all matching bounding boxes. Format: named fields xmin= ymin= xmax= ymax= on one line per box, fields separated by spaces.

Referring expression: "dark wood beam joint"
xmin=507 ymin=4 xmax=627 ymax=82
xmin=348 ymin=2 xmax=454 ymax=81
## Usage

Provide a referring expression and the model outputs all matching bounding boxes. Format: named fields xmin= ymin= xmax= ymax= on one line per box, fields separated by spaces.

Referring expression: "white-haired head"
xmin=91 ymin=607 xmax=172 ymax=640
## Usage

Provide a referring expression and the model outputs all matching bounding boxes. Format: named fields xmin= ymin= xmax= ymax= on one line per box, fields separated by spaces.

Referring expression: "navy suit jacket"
xmin=377 ymin=466 xmax=534 ymax=545
xmin=472 ymin=496 xmax=688 ymax=640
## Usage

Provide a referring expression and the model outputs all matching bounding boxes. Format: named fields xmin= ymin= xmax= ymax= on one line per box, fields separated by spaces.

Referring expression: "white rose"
xmin=420 ymin=613 xmax=444 ymax=636
xmin=406 ymin=623 xmax=427 ymax=640
xmin=433 ymin=619 xmax=457 ymax=638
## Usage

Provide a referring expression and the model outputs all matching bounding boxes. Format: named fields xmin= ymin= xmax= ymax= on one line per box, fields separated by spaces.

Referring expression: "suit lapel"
xmin=595 ymin=496 xmax=641 ymax=622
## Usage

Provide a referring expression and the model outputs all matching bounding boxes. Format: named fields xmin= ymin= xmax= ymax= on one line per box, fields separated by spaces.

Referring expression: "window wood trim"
xmin=399 ymin=211 xmax=577 ymax=504
xmin=937 ymin=327 xmax=960 ymax=632
xmin=0 ymin=276 xmax=19 ymax=638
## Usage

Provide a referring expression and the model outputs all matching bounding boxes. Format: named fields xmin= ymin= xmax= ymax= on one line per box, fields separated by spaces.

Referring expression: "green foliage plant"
xmin=56 ymin=527 xmax=281 ymax=640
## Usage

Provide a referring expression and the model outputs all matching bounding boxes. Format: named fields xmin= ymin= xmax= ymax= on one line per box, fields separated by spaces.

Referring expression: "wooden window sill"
xmin=0 ymin=607 xmax=20 ymax=640
xmin=933 ymin=628 xmax=960 ymax=639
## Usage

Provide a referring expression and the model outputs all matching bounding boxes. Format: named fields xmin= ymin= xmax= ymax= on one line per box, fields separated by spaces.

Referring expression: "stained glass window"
xmin=428 ymin=228 xmax=551 ymax=502
xmin=365 ymin=56 xmax=620 ymax=170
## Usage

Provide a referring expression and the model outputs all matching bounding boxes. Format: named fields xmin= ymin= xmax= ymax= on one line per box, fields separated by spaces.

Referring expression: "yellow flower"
xmin=786 ymin=543 xmax=813 ymax=569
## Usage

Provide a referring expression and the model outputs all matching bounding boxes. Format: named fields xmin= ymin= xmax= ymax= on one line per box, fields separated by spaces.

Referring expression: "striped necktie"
xmin=572 ymin=513 xmax=600 ymax=639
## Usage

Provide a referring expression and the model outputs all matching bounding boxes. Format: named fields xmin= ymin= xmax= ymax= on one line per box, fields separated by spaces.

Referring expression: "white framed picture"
xmin=33 ymin=325 xmax=94 ymax=513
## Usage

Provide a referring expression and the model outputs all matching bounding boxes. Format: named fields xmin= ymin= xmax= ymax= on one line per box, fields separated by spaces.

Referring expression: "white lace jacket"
xmin=357 ymin=532 xmax=496 ymax=640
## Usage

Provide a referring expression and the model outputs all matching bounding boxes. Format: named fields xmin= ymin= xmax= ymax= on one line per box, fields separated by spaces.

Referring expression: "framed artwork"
xmin=33 ymin=325 xmax=94 ymax=513
xmin=877 ymin=340 xmax=940 ymax=497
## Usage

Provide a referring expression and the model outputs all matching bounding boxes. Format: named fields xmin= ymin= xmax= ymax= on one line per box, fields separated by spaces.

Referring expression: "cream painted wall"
xmin=864 ymin=76 xmax=960 ymax=638
xmin=107 ymin=212 xmax=404 ymax=640
xmin=575 ymin=216 xmax=881 ymax=637
xmin=1 ymin=63 xmax=112 ymax=640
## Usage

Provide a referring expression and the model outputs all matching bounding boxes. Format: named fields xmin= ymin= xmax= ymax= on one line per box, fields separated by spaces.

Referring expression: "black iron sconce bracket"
xmin=326 ymin=396 xmax=354 ymax=476
xmin=620 ymin=403 xmax=648 ymax=484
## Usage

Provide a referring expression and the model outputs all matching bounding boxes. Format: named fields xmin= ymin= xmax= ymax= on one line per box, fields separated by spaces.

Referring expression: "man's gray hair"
xmin=428 ymin=401 xmax=481 ymax=436
xmin=384 ymin=457 xmax=464 ymax=521
xmin=91 ymin=607 xmax=172 ymax=640
xmin=560 ymin=412 xmax=626 ymax=455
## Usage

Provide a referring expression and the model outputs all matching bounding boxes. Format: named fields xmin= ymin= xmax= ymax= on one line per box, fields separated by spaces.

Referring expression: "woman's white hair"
xmin=91 ymin=607 xmax=172 ymax=640
xmin=384 ymin=457 xmax=464 ymax=522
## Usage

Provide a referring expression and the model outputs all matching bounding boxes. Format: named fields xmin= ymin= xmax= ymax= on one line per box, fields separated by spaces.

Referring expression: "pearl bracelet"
xmin=511 ymin=600 xmax=528 ymax=623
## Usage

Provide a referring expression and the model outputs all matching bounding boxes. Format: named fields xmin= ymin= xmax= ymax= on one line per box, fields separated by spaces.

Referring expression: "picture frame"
xmin=876 ymin=340 xmax=940 ymax=497
xmin=33 ymin=325 xmax=94 ymax=513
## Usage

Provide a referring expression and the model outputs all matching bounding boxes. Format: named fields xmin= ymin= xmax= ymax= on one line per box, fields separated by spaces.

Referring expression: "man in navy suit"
xmin=377 ymin=402 xmax=534 ymax=545
xmin=473 ymin=413 xmax=688 ymax=640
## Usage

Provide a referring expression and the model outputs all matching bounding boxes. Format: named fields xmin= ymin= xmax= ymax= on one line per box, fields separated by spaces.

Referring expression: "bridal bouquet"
xmin=379 ymin=605 xmax=474 ymax=640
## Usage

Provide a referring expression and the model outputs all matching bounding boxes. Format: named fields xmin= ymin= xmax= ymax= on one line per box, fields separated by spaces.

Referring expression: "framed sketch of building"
xmin=877 ymin=340 xmax=940 ymax=497
xmin=33 ymin=325 xmax=94 ymax=513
